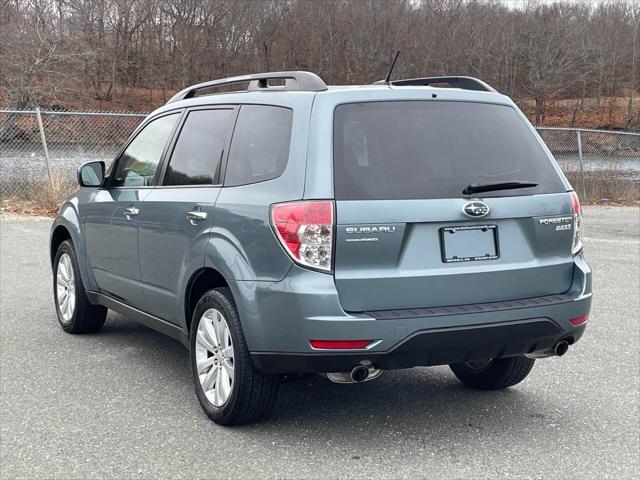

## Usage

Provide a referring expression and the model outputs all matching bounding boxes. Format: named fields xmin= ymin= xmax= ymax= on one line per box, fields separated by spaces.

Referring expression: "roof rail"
xmin=166 ymin=71 xmax=327 ymax=104
xmin=374 ymin=76 xmax=497 ymax=93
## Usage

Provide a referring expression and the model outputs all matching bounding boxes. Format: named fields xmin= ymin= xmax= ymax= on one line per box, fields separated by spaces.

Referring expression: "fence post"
xmin=35 ymin=107 xmax=54 ymax=190
xmin=576 ymin=129 xmax=587 ymax=199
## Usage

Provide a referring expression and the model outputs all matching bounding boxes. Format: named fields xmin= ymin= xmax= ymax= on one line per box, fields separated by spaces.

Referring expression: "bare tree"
xmin=0 ymin=0 xmax=637 ymax=129
xmin=0 ymin=0 xmax=85 ymax=108
xmin=628 ymin=1 xmax=639 ymax=129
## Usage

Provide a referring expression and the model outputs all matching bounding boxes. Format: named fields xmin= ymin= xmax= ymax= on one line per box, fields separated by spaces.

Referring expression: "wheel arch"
xmin=50 ymin=200 xmax=96 ymax=292
xmin=184 ymin=267 xmax=229 ymax=333
xmin=50 ymin=224 xmax=72 ymax=267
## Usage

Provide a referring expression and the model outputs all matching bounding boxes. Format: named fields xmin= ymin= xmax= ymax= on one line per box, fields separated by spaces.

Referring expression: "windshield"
xmin=333 ymin=101 xmax=565 ymax=200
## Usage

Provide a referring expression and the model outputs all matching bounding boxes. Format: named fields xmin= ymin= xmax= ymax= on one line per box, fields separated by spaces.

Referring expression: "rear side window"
xmin=164 ymin=108 xmax=233 ymax=186
xmin=333 ymin=101 xmax=565 ymax=200
xmin=224 ymin=105 xmax=292 ymax=187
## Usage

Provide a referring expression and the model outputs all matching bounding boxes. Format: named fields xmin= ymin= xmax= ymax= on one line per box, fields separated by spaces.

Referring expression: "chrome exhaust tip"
xmin=526 ymin=340 xmax=571 ymax=359
xmin=554 ymin=340 xmax=570 ymax=357
xmin=322 ymin=361 xmax=383 ymax=384
xmin=350 ymin=365 xmax=370 ymax=382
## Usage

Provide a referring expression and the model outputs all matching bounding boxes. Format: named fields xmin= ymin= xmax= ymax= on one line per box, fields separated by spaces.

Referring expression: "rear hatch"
xmin=332 ymin=100 xmax=574 ymax=312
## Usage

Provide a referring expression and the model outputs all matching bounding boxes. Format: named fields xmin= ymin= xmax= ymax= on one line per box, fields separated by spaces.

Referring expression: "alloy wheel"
xmin=194 ymin=308 xmax=235 ymax=407
xmin=56 ymin=253 xmax=76 ymax=322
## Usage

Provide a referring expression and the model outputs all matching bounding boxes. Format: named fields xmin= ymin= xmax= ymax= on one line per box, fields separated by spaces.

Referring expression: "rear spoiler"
xmin=374 ymin=76 xmax=497 ymax=93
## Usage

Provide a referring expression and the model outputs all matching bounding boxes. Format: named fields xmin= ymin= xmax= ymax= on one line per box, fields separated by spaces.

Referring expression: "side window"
xmin=224 ymin=105 xmax=293 ymax=187
xmin=164 ymin=109 xmax=233 ymax=186
xmin=111 ymin=113 xmax=179 ymax=187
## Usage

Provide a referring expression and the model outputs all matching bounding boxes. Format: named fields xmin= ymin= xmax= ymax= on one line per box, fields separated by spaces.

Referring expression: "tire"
xmin=189 ymin=287 xmax=280 ymax=426
xmin=53 ymin=240 xmax=107 ymax=333
xmin=449 ymin=356 xmax=535 ymax=390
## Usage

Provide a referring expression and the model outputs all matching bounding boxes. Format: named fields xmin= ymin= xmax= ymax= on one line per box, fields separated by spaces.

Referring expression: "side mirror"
xmin=78 ymin=161 xmax=105 ymax=187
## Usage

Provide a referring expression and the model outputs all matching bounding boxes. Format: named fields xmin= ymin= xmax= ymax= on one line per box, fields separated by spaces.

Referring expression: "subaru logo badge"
xmin=462 ymin=201 xmax=490 ymax=218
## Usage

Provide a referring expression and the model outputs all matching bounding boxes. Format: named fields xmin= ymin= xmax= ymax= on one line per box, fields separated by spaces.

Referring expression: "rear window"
xmin=333 ymin=101 xmax=565 ymax=200
xmin=224 ymin=105 xmax=292 ymax=187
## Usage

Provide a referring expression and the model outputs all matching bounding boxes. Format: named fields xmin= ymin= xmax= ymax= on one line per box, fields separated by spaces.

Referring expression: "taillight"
xmin=271 ymin=200 xmax=334 ymax=272
xmin=570 ymin=191 xmax=582 ymax=255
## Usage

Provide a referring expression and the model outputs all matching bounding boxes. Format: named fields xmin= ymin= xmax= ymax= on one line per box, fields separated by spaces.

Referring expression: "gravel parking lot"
xmin=1 ymin=206 xmax=638 ymax=480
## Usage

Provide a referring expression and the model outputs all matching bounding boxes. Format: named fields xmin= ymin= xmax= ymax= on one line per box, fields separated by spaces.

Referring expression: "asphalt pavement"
xmin=1 ymin=206 xmax=638 ymax=479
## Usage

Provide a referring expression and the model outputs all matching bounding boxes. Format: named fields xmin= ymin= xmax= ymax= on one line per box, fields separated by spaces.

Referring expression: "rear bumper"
xmin=252 ymin=320 xmax=587 ymax=374
xmin=231 ymin=253 xmax=591 ymax=374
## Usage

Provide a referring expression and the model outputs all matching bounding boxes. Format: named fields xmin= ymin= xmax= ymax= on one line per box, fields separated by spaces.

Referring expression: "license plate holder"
xmin=440 ymin=224 xmax=499 ymax=263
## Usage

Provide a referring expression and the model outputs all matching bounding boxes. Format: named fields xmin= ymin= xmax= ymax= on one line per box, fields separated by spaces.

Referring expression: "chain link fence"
xmin=0 ymin=109 xmax=146 ymax=199
xmin=1 ymin=109 xmax=639 ymax=202
xmin=537 ymin=127 xmax=640 ymax=202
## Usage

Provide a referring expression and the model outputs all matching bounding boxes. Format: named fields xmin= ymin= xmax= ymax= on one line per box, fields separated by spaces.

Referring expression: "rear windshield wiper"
xmin=462 ymin=181 xmax=538 ymax=195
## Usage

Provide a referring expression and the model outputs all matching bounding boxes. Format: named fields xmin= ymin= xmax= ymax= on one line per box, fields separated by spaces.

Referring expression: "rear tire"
xmin=190 ymin=287 xmax=280 ymax=426
xmin=53 ymin=240 xmax=107 ymax=333
xmin=449 ymin=356 xmax=535 ymax=390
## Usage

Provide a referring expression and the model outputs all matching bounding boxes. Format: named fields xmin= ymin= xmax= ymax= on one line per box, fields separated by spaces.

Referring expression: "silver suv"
xmin=50 ymin=71 xmax=592 ymax=425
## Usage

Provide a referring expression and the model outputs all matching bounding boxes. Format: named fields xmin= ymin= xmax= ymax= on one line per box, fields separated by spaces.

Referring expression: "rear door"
xmin=138 ymin=106 xmax=235 ymax=323
xmin=332 ymin=100 xmax=574 ymax=312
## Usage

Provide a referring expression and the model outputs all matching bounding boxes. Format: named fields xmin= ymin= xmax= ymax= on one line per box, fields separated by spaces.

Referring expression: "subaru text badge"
xmin=462 ymin=201 xmax=490 ymax=218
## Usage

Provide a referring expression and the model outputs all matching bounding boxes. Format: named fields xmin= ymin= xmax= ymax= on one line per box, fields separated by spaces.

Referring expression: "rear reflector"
xmin=570 ymin=314 xmax=589 ymax=326
xmin=310 ymin=340 xmax=373 ymax=350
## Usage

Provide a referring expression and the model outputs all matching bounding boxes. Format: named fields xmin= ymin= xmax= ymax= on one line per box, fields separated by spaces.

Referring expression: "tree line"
xmin=1 ymin=0 xmax=638 ymax=128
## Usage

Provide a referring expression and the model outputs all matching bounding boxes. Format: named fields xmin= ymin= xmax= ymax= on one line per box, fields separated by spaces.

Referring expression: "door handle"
xmin=186 ymin=208 xmax=207 ymax=222
xmin=124 ymin=206 xmax=139 ymax=218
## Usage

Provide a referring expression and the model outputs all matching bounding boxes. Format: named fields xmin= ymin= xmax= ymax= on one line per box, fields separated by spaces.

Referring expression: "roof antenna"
xmin=384 ymin=50 xmax=400 ymax=85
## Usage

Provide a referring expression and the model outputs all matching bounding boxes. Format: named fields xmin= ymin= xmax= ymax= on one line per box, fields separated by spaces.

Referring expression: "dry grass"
xmin=564 ymin=170 xmax=639 ymax=204
xmin=1 ymin=173 xmax=636 ymax=219
xmin=1 ymin=177 xmax=77 ymax=217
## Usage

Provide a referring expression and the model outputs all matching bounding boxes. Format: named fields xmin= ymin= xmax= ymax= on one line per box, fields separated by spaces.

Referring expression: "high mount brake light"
xmin=271 ymin=200 xmax=334 ymax=272
xmin=570 ymin=191 xmax=582 ymax=255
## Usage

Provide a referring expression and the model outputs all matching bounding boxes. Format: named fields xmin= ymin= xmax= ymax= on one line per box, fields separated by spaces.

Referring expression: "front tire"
xmin=53 ymin=240 xmax=107 ymax=333
xmin=190 ymin=288 xmax=280 ymax=426
xmin=449 ymin=356 xmax=535 ymax=390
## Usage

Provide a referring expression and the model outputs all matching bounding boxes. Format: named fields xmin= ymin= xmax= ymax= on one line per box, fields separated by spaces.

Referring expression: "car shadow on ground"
xmin=97 ymin=312 xmax=555 ymax=439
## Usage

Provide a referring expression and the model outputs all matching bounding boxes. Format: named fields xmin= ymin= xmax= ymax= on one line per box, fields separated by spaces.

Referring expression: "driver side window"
xmin=111 ymin=113 xmax=179 ymax=187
